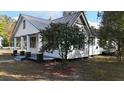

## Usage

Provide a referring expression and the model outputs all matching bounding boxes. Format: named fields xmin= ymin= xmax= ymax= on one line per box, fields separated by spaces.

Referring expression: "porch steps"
xmin=28 ymin=55 xmax=55 ymax=61
xmin=13 ymin=54 xmax=59 ymax=62
xmin=44 ymin=57 xmax=55 ymax=60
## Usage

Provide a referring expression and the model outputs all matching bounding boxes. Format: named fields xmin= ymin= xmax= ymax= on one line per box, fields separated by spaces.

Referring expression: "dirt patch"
xmin=0 ymin=49 xmax=13 ymax=61
xmin=0 ymin=49 xmax=12 ymax=55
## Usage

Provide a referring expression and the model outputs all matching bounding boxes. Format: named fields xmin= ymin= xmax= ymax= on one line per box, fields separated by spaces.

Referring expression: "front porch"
xmin=13 ymin=33 xmax=40 ymax=52
xmin=13 ymin=33 xmax=51 ymax=62
xmin=12 ymin=33 xmax=90 ymax=62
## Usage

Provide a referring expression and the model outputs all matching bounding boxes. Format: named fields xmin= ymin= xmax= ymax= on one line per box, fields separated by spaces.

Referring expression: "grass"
xmin=0 ymin=49 xmax=124 ymax=81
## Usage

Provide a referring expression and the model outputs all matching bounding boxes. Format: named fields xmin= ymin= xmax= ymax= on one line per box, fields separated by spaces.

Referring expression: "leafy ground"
xmin=0 ymin=49 xmax=124 ymax=81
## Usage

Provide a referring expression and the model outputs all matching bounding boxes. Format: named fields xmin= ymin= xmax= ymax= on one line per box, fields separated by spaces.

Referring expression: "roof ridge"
xmin=70 ymin=12 xmax=81 ymax=26
xmin=52 ymin=11 xmax=81 ymax=21
xmin=21 ymin=13 xmax=50 ymax=22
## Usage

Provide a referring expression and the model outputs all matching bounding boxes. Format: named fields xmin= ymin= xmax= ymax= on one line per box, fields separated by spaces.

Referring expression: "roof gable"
xmin=53 ymin=12 xmax=93 ymax=36
xmin=12 ymin=14 xmax=51 ymax=37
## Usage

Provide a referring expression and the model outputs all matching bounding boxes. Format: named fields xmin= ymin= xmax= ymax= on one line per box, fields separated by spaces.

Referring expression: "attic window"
xmin=23 ymin=20 xmax=26 ymax=29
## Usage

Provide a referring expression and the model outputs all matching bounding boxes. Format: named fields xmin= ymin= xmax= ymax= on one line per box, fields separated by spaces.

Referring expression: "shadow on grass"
xmin=0 ymin=55 xmax=124 ymax=81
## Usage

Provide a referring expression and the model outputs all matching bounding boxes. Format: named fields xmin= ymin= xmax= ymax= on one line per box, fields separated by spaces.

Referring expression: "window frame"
xmin=30 ymin=36 xmax=36 ymax=48
xmin=23 ymin=20 xmax=26 ymax=29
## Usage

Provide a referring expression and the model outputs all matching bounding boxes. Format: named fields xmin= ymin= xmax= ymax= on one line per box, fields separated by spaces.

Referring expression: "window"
xmin=30 ymin=36 xmax=36 ymax=48
xmin=23 ymin=36 xmax=27 ymax=49
xmin=23 ymin=20 xmax=26 ymax=29
xmin=16 ymin=37 xmax=21 ymax=48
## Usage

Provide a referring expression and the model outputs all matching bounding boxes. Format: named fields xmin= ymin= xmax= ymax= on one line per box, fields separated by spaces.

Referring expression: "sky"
xmin=0 ymin=11 xmax=100 ymax=28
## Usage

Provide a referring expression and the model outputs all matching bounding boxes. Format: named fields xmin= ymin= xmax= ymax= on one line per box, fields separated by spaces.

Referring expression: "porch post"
xmin=25 ymin=35 xmax=31 ymax=57
xmin=21 ymin=36 xmax=24 ymax=51
xmin=14 ymin=37 xmax=17 ymax=50
xmin=37 ymin=33 xmax=43 ymax=63
xmin=27 ymin=35 xmax=30 ymax=52
xmin=37 ymin=33 xmax=42 ymax=52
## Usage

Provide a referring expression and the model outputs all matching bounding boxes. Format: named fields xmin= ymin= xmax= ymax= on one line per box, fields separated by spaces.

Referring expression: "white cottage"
xmin=12 ymin=11 xmax=102 ymax=61
xmin=89 ymin=27 xmax=103 ymax=56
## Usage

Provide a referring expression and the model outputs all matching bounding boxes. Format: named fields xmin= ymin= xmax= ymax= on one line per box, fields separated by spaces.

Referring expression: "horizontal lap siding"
xmin=15 ymin=18 xmax=39 ymax=37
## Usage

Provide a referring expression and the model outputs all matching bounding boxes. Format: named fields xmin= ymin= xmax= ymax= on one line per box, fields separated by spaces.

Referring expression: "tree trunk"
xmin=64 ymin=51 xmax=68 ymax=61
xmin=117 ymin=42 xmax=122 ymax=62
xmin=60 ymin=50 xmax=68 ymax=69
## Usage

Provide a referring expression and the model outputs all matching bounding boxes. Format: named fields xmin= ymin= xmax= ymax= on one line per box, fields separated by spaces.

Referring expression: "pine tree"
xmin=99 ymin=11 xmax=124 ymax=61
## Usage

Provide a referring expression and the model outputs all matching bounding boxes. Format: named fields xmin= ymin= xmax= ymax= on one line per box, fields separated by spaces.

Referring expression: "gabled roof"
xmin=52 ymin=12 xmax=81 ymax=26
xmin=13 ymin=12 xmax=93 ymax=37
xmin=22 ymin=14 xmax=51 ymax=30
xmin=52 ymin=12 xmax=93 ymax=37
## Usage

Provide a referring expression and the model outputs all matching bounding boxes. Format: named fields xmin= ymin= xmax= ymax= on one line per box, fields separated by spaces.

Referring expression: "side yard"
xmin=0 ymin=49 xmax=124 ymax=81
xmin=0 ymin=49 xmax=13 ymax=61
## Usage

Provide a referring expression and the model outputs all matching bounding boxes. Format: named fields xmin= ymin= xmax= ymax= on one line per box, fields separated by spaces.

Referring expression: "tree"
xmin=41 ymin=23 xmax=85 ymax=60
xmin=99 ymin=11 xmax=124 ymax=61
xmin=2 ymin=36 xmax=9 ymax=47
xmin=0 ymin=15 xmax=15 ymax=47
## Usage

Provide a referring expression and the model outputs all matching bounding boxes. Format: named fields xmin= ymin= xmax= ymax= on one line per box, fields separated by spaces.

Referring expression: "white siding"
xmin=73 ymin=19 xmax=89 ymax=57
xmin=14 ymin=18 xmax=41 ymax=53
xmin=89 ymin=37 xmax=102 ymax=56
xmin=15 ymin=18 xmax=39 ymax=37
xmin=37 ymin=33 xmax=42 ymax=52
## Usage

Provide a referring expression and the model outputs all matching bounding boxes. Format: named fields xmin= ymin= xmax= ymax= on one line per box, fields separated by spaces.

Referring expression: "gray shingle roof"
xmin=12 ymin=12 xmax=94 ymax=38
xmin=21 ymin=14 xmax=51 ymax=30
xmin=52 ymin=12 xmax=81 ymax=26
xmin=22 ymin=12 xmax=81 ymax=31
xmin=21 ymin=12 xmax=92 ymax=37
